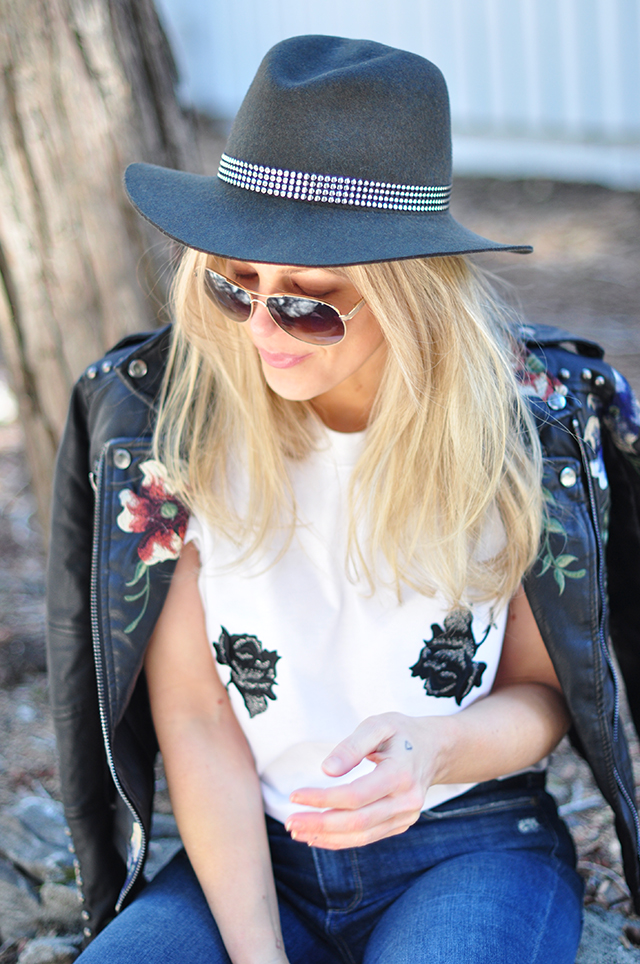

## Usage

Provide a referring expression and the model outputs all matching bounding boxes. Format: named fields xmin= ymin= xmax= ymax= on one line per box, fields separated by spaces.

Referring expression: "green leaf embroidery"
xmin=126 ymin=559 xmax=148 ymax=588
xmin=554 ymin=568 xmax=566 ymax=593
xmin=541 ymin=486 xmax=555 ymax=503
xmin=537 ymin=499 xmax=587 ymax=595
xmin=538 ymin=555 xmax=553 ymax=576
xmin=555 ymin=554 xmax=578 ymax=568
xmin=124 ymin=584 xmax=149 ymax=602
xmin=124 ymin=567 xmax=151 ymax=633
xmin=526 ymin=354 xmax=546 ymax=374
xmin=545 ymin=517 xmax=565 ymax=534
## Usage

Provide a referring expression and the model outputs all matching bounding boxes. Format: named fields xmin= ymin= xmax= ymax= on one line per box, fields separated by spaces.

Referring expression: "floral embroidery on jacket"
xmin=410 ymin=609 xmax=488 ymax=705
xmin=117 ymin=460 xmax=189 ymax=633
xmin=534 ymin=450 xmax=590 ymax=594
xmin=215 ymin=627 xmax=280 ymax=718
xmin=604 ymin=368 xmax=640 ymax=464
xmin=516 ymin=346 xmax=590 ymax=591
xmin=538 ymin=489 xmax=587 ymax=595
xmin=516 ymin=349 xmax=568 ymax=404
xmin=583 ymin=412 xmax=609 ymax=491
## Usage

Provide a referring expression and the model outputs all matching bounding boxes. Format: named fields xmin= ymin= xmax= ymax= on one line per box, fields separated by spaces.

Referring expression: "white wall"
xmin=156 ymin=0 xmax=640 ymax=188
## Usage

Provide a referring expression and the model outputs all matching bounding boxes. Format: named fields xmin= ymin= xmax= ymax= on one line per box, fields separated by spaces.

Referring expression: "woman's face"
xmin=224 ymin=260 xmax=387 ymax=432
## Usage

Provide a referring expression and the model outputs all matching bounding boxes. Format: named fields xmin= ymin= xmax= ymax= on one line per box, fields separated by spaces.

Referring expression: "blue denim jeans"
xmin=77 ymin=774 xmax=583 ymax=964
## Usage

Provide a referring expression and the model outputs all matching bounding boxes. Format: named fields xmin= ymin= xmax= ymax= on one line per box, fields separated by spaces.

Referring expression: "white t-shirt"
xmin=186 ymin=427 xmax=509 ymax=825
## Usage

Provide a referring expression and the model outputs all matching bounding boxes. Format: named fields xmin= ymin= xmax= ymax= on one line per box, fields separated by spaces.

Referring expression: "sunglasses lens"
xmin=267 ymin=296 xmax=345 ymax=346
xmin=202 ymin=270 xmax=347 ymax=345
xmin=204 ymin=270 xmax=252 ymax=321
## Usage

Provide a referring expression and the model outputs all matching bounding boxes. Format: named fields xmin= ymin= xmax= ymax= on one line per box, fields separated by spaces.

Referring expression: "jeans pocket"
xmin=422 ymin=787 xmax=577 ymax=874
xmin=420 ymin=793 xmax=539 ymax=821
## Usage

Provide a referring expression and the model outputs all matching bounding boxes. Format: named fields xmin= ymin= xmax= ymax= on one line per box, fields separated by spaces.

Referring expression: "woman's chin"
xmin=261 ymin=363 xmax=320 ymax=402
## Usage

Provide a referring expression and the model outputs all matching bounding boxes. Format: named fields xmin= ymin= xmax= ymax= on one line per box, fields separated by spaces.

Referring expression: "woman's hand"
xmin=286 ymin=589 xmax=570 ymax=851
xmin=286 ymin=712 xmax=448 ymax=849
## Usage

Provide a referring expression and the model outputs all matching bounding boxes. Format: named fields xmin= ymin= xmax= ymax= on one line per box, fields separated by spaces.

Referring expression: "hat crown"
xmin=226 ymin=35 xmax=451 ymax=186
xmin=124 ymin=35 xmax=532 ymax=264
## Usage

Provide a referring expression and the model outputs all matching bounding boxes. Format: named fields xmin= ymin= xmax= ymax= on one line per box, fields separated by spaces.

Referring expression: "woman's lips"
xmin=257 ymin=347 xmax=313 ymax=369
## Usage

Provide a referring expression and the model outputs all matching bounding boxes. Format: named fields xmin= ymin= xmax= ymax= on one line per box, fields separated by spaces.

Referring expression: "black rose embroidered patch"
xmin=410 ymin=609 xmax=488 ymax=705
xmin=214 ymin=627 xmax=280 ymax=718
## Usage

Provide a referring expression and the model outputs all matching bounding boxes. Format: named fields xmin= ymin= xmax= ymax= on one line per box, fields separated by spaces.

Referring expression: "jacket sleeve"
xmin=46 ymin=377 xmax=126 ymax=936
xmin=601 ymin=368 xmax=640 ymax=740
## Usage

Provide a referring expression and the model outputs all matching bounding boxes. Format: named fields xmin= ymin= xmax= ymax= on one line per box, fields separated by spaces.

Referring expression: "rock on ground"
xmin=0 ymin=857 xmax=40 ymax=943
xmin=0 ymin=811 xmax=73 ymax=886
xmin=16 ymin=937 xmax=79 ymax=964
xmin=577 ymin=906 xmax=640 ymax=963
xmin=0 ymin=796 xmax=82 ymax=943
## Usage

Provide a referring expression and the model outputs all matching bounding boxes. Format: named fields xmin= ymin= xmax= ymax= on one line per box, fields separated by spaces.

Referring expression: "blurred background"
xmin=157 ymin=0 xmax=640 ymax=190
xmin=0 ymin=1 xmax=639 ymax=959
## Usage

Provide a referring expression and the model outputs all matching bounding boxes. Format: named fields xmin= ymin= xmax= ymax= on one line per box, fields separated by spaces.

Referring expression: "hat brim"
xmin=125 ymin=163 xmax=532 ymax=266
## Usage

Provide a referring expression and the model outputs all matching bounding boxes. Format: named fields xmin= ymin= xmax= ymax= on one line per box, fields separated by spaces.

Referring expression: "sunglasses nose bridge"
xmin=246 ymin=296 xmax=282 ymax=336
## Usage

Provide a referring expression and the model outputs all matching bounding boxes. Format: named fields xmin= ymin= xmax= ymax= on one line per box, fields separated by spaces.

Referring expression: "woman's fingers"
xmin=286 ymin=801 xmax=422 ymax=849
xmin=290 ymin=757 xmax=410 ymax=811
xmin=287 ymin=791 xmax=422 ymax=836
xmin=321 ymin=715 xmax=398 ymax=776
xmin=286 ymin=713 xmax=440 ymax=849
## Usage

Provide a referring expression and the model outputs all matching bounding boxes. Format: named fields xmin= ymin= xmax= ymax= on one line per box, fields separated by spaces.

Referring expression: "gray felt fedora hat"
xmin=124 ymin=35 xmax=532 ymax=266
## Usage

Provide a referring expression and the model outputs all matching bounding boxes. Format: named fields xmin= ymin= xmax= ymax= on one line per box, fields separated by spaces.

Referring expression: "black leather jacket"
xmin=46 ymin=323 xmax=640 ymax=939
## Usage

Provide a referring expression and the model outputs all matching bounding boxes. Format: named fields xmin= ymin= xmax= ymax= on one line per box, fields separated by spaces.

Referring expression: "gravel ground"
xmin=1 ymin=176 xmax=639 ymax=957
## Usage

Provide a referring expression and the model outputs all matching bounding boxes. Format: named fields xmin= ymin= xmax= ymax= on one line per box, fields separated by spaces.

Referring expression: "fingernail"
xmin=323 ymin=755 xmax=339 ymax=770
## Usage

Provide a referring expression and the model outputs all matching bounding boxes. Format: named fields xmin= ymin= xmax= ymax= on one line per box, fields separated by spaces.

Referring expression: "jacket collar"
xmin=112 ymin=325 xmax=172 ymax=409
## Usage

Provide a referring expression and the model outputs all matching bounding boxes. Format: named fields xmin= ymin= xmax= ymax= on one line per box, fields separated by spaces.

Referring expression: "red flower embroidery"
xmin=516 ymin=349 xmax=567 ymax=404
xmin=118 ymin=460 xmax=188 ymax=564
xmin=117 ymin=461 xmax=188 ymax=632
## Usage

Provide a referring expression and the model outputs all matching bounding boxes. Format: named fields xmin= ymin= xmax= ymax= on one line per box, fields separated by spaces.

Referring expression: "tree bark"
xmin=0 ymin=0 xmax=200 ymax=533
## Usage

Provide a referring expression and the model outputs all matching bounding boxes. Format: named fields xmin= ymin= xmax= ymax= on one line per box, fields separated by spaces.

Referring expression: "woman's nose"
xmin=249 ymin=300 xmax=280 ymax=338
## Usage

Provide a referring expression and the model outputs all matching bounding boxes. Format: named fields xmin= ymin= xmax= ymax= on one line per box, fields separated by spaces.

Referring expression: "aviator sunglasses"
xmin=203 ymin=268 xmax=365 ymax=346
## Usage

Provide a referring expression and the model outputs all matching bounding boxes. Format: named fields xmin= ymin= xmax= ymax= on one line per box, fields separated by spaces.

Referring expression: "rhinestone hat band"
xmin=218 ymin=154 xmax=451 ymax=212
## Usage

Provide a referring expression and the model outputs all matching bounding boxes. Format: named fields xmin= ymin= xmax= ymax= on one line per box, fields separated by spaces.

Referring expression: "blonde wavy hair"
xmin=153 ymin=248 xmax=542 ymax=607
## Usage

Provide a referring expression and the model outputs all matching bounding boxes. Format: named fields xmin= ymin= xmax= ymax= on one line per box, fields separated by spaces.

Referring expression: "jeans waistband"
xmin=430 ymin=770 xmax=547 ymax=812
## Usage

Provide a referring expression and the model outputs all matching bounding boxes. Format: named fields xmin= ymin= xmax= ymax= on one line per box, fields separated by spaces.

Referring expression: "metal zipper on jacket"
xmin=572 ymin=420 xmax=620 ymax=737
xmin=572 ymin=418 xmax=640 ymax=850
xmin=90 ymin=447 xmax=147 ymax=912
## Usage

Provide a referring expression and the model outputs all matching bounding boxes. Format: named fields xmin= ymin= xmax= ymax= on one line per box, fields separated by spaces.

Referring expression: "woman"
xmin=48 ymin=34 xmax=640 ymax=964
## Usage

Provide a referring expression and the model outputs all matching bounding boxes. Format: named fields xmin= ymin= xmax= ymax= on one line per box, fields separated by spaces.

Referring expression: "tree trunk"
xmin=0 ymin=0 xmax=200 ymax=534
